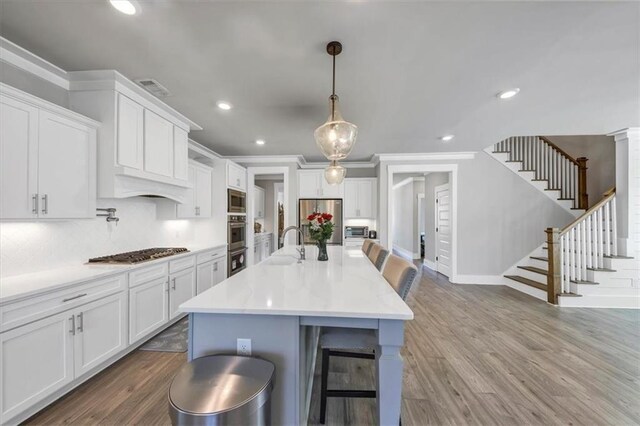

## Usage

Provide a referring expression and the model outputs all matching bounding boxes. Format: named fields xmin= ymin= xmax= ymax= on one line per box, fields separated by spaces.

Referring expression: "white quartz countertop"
xmin=180 ymin=245 xmax=414 ymax=321
xmin=0 ymin=243 xmax=227 ymax=304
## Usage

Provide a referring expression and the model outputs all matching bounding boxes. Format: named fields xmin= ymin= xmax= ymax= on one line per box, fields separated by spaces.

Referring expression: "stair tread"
xmin=571 ymin=279 xmax=599 ymax=285
xmin=587 ymin=267 xmax=617 ymax=272
xmin=492 ymin=151 xmax=510 ymax=153
xmin=505 ymin=160 xmax=521 ymax=163
xmin=504 ymin=275 xmax=547 ymax=291
xmin=558 ymin=293 xmax=582 ymax=298
xmin=604 ymin=255 xmax=634 ymax=259
xmin=530 ymin=256 xmax=549 ymax=262
xmin=517 ymin=265 xmax=549 ymax=276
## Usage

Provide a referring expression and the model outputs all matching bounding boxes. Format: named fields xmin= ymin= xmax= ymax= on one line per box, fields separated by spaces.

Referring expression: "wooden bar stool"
xmin=318 ymin=254 xmax=418 ymax=424
xmin=366 ymin=243 xmax=389 ymax=271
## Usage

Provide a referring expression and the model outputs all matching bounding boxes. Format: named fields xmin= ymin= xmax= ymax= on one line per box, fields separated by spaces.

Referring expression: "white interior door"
xmin=435 ymin=183 xmax=451 ymax=277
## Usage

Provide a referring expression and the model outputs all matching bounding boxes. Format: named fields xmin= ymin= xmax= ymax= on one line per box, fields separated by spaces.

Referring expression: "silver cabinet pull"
xmin=69 ymin=316 xmax=76 ymax=335
xmin=171 ymin=277 xmax=176 ymax=290
xmin=77 ymin=312 xmax=84 ymax=333
xmin=41 ymin=194 xmax=48 ymax=215
xmin=62 ymin=293 xmax=87 ymax=303
xmin=32 ymin=194 xmax=39 ymax=214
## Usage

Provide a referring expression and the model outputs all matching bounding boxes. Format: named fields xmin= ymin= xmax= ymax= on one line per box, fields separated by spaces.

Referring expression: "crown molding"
xmin=225 ymin=155 xmax=304 ymax=166
xmin=0 ymin=37 xmax=69 ymax=89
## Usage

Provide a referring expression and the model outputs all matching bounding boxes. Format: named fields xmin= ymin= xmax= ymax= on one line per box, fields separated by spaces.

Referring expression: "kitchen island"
xmin=180 ymin=245 xmax=413 ymax=426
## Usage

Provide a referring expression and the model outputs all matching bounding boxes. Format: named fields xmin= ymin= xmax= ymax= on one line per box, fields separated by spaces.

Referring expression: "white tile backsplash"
xmin=0 ymin=198 xmax=220 ymax=278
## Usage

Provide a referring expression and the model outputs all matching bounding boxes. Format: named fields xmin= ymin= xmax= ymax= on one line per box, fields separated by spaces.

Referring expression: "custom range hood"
xmin=68 ymin=70 xmax=201 ymax=203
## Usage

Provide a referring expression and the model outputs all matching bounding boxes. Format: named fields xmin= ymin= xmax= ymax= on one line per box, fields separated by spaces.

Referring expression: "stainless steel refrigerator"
xmin=298 ymin=199 xmax=343 ymax=245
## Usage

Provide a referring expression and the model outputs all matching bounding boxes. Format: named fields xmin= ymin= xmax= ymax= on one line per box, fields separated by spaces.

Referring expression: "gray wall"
xmin=412 ymin=180 xmax=424 ymax=254
xmin=0 ymin=62 xmax=69 ymax=107
xmin=423 ymin=173 xmax=449 ymax=264
xmin=255 ymin=179 xmax=282 ymax=234
xmin=546 ymin=135 xmax=615 ymax=207
xmin=344 ymin=167 xmax=377 ymax=178
xmin=392 ymin=180 xmax=415 ymax=255
xmin=379 ymin=151 xmax=575 ymax=277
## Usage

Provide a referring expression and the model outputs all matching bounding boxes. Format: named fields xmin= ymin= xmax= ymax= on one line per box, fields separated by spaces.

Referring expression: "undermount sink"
xmin=263 ymin=256 xmax=299 ymax=266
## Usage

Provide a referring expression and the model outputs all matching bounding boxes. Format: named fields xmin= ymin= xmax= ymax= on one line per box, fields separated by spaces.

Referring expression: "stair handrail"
xmin=538 ymin=136 xmax=581 ymax=166
xmin=546 ymin=187 xmax=617 ymax=304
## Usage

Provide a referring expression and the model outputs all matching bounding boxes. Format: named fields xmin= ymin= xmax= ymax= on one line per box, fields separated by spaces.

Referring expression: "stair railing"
xmin=545 ymin=188 xmax=617 ymax=303
xmin=495 ymin=136 xmax=588 ymax=209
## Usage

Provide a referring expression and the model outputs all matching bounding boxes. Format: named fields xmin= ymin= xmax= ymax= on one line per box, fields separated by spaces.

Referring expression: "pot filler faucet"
xmin=280 ymin=226 xmax=305 ymax=261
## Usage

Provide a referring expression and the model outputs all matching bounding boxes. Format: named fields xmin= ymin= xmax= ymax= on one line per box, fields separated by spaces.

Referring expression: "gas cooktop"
xmin=88 ymin=247 xmax=189 ymax=264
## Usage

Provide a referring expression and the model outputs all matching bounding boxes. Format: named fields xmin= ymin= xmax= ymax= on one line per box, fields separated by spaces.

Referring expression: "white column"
xmin=609 ymin=128 xmax=640 ymax=259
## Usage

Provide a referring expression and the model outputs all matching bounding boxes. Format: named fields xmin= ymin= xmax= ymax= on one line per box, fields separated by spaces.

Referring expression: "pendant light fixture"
xmin=315 ymin=41 xmax=357 ymax=186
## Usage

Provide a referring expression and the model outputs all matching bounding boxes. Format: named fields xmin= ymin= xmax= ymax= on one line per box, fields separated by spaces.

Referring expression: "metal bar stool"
xmin=319 ymin=254 xmax=418 ymax=424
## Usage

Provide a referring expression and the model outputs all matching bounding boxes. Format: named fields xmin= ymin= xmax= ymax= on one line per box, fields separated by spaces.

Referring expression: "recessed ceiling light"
xmin=109 ymin=0 xmax=138 ymax=15
xmin=440 ymin=135 xmax=455 ymax=142
xmin=256 ymin=139 xmax=266 ymax=145
xmin=497 ymin=88 xmax=520 ymax=99
xmin=216 ymin=101 xmax=232 ymax=110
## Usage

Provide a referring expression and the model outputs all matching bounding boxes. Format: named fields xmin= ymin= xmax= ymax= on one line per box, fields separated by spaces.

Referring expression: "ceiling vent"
xmin=135 ymin=78 xmax=171 ymax=98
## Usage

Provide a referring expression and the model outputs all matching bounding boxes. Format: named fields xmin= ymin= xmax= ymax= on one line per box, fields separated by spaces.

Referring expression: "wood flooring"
xmin=24 ymin=266 xmax=640 ymax=425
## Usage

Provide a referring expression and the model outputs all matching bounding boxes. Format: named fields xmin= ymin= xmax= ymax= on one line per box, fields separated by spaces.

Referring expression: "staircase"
xmin=503 ymin=188 xmax=640 ymax=308
xmin=486 ymin=136 xmax=588 ymax=216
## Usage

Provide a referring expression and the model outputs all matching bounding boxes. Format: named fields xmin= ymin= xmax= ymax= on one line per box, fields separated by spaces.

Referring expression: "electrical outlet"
xmin=237 ymin=338 xmax=252 ymax=356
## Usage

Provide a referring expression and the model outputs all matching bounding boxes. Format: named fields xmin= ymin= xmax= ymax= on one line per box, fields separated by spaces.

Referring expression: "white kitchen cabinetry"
xmin=254 ymin=186 xmax=265 ymax=219
xmin=0 ymin=83 xmax=98 ymax=220
xmin=254 ymin=234 xmax=273 ymax=264
xmin=227 ymin=162 xmax=247 ymax=191
xmin=298 ymin=170 xmax=343 ymax=199
xmin=68 ymin=71 xmax=200 ymax=202
xmin=0 ymin=310 xmax=74 ymax=421
xmin=196 ymin=257 xmax=226 ymax=294
xmin=157 ymin=161 xmax=212 ymax=219
xmin=344 ymin=178 xmax=376 ymax=219
xmin=73 ymin=292 xmax=127 ymax=377
xmin=169 ymin=268 xmax=196 ymax=320
xmin=128 ymin=276 xmax=169 ymax=344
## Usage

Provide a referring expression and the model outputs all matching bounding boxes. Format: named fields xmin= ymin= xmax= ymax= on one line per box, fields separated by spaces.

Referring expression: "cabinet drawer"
xmin=169 ymin=255 xmax=195 ymax=273
xmin=128 ymin=263 xmax=168 ymax=288
xmin=0 ymin=274 xmax=125 ymax=333
xmin=196 ymin=248 xmax=226 ymax=265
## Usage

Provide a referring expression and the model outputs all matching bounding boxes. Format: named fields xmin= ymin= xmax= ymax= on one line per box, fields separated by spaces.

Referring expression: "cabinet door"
xmin=321 ymin=174 xmax=344 ymax=199
xmin=143 ymin=110 xmax=174 ymax=177
xmin=74 ymin=292 xmax=127 ymax=377
xmin=195 ymin=166 xmax=212 ymax=217
xmin=227 ymin=163 xmax=246 ymax=191
xmin=38 ymin=110 xmax=95 ymax=219
xmin=129 ymin=277 xmax=168 ymax=344
xmin=196 ymin=261 xmax=214 ymax=294
xmin=212 ymin=257 xmax=226 ymax=285
xmin=0 ymin=311 xmax=74 ymax=421
xmin=357 ymin=180 xmax=374 ymax=218
xmin=116 ymin=94 xmax=144 ymax=169
xmin=173 ymin=126 xmax=189 ymax=181
xmin=169 ymin=268 xmax=195 ymax=320
xmin=254 ymin=186 xmax=265 ymax=218
xmin=344 ymin=180 xmax=359 ymax=218
xmin=0 ymin=95 xmax=38 ymax=219
xmin=298 ymin=171 xmax=321 ymax=198
xmin=176 ymin=165 xmax=196 ymax=218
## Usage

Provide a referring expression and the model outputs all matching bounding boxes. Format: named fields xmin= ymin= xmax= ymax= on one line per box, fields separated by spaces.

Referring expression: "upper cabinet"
xmin=298 ymin=170 xmax=344 ymax=199
xmin=0 ymin=83 xmax=98 ymax=220
xmin=157 ymin=161 xmax=212 ymax=219
xmin=254 ymin=186 xmax=265 ymax=219
xmin=344 ymin=178 xmax=376 ymax=219
xmin=68 ymin=70 xmax=201 ymax=203
xmin=227 ymin=162 xmax=247 ymax=192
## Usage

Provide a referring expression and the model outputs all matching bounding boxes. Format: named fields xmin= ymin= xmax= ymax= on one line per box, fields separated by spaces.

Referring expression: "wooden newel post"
xmin=577 ymin=157 xmax=588 ymax=209
xmin=545 ymin=227 xmax=561 ymax=304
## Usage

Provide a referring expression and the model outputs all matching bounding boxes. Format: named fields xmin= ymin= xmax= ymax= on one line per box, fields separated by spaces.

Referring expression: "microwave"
xmin=345 ymin=226 xmax=369 ymax=239
xmin=228 ymin=189 xmax=246 ymax=213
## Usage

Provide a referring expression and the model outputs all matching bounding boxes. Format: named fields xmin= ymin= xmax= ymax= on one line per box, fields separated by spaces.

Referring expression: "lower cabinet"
xmin=129 ymin=276 xmax=169 ymax=344
xmin=169 ymin=268 xmax=196 ymax=320
xmin=196 ymin=257 xmax=226 ymax=294
xmin=0 ymin=292 xmax=127 ymax=421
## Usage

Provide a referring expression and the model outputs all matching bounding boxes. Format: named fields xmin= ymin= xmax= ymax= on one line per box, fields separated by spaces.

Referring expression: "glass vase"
xmin=317 ymin=240 xmax=328 ymax=261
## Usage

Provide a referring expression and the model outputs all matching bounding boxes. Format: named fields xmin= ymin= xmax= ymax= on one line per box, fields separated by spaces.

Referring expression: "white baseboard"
xmin=393 ymin=246 xmax=420 ymax=260
xmin=423 ymin=259 xmax=437 ymax=271
xmin=451 ymin=274 xmax=506 ymax=285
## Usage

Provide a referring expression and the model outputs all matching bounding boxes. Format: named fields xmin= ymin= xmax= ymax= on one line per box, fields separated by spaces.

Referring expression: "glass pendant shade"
xmin=314 ymin=95 xmax=358 ymax=161
xmin=324 ymin=160 xmax=346 ymax=185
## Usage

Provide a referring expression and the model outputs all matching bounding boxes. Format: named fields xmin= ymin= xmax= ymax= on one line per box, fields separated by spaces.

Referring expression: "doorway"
xmin=434 ymin=183 xmax=451 ymax=277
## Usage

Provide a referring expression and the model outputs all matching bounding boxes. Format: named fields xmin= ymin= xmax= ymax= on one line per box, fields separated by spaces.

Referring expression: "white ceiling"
xmin=1 ymin=1 xmax=638 ymax=161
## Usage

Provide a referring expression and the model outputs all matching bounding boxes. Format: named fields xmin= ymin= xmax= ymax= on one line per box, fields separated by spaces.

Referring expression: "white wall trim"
xmin=393 ymin=246 xmax=420 ymax=261
xmin=392 ymin=176 xmax=422 ymax=190
xmin=188 ymin=139 xmax=223 ymax=162
xmin=374 ymin=152 xmax=476 ymax=163
xmin=423 ymin=258 xmax=437 ymax=271
xmin=0 ymin=36 xmax=69 ymax=89
xmin=226 ymin=155 xmax=304 ymax=166
xmin=387 ymin=163 xmax=459 ymax=282
xmin=453 ymin=275 xmax=507 ymax=285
